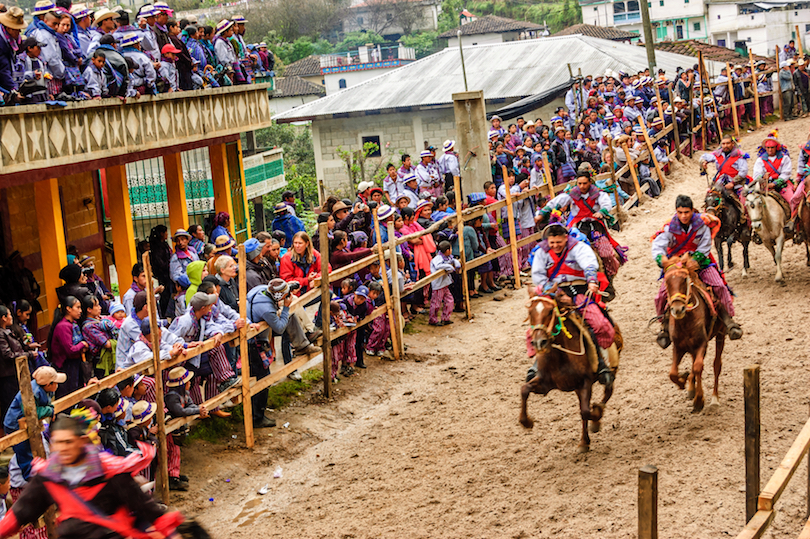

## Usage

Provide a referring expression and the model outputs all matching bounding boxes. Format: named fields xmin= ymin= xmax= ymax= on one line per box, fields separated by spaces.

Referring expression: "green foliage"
xmin=334 ymin=31 xmax=385 ymax=53
xmin=265 ymin=369 xmax=324 ymax=409
xmin=437 ymin=0 xmax=464 ymax=32
xmin=270 ymin=36 xmax=335 ymax=66
xmin=439 ymin=0 xmax=581 ymax=34
xmin=399 ymin=31 xmax=440 ymax=59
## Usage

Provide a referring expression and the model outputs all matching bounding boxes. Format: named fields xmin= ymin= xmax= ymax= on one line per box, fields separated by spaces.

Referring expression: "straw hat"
xmin=443 ymin=139 xmax=455 ymax=152
xmin=331 ymin=200 xmax=349 ymax=214
xmin=32 ymin=1 xmax=57 ymax=16
xmin=93 ymin=7 xmax=117 ymax=24
xmin=166 ymin=366 xmax=194 ymax=387
xmin=212 ymin=234 xmax=235 ymax=253
xmin=376 ymin=204 xmax=395 ymax=220
xmin=215 ymin=19 xmax=234 ymax=35
xmin=129 ymin=401 xmax=156 ymax=426
xmin=0 ymin=6 xmax=26 ymax=29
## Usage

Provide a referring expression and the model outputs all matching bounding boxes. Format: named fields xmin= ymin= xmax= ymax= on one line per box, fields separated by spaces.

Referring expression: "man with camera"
xmin=246 ymin=278 xmax=320 ymax=385
xmin=333 ymin=199 xmax=373 ymax=234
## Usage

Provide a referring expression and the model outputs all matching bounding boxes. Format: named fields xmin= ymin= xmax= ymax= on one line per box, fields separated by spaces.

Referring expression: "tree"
xmin=334 ymin=31 xmax=385 ymax=53
xmin=399 ymin=31 xmax=440 ymax=58
xmin=242 ymin=0 xmax=349 ymax=43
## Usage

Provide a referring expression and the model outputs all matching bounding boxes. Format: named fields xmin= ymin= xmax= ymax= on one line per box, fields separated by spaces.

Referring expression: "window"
xmin=362 ymin=136 xmax=381 ymax=157
xmin=357 ymin=16 xmax=363 ymax=24
xmin=694 ymin=21 xmax=700 ymax=31
xmin=594 ymin=6 xmax=598 ymax=10
xmin=659 ymin=0 xmax=664 ymax=6
xmin=805 ymin=23 xmax=810 ymax=32
xmin=647 ymin=2 xmax=651 ymax=7
xmin=386 ymin=13 xmax=393 ymax=20
xmin=717 ymin=14 xmax=721 ymax=18
xmin=676 ymin=25 xmax=683 ymax=39
xmin=338 ymin=79 xmax=347 ymax=89
xmin=717 ymin=38 xmax=726 ymax=46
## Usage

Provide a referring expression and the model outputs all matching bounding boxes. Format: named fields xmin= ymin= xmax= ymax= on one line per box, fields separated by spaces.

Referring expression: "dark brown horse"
xmin=519 ymin=292 xmax=619 ymax=453
xmin=794 ymin=180 xmax=810 ymax=265
xmin=704 ymin=188 xmax=751 ymax=276
xmin=662 ymin=253 xmax=725 ymax=413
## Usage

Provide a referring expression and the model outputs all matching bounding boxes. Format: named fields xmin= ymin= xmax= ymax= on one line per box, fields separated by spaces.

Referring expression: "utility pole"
xmin=640 ymin=0 xmax=656 ymax=75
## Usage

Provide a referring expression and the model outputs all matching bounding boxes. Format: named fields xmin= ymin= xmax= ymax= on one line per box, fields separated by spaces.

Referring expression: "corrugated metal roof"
xmin=274 ymin=35 xmax=725 ymax=122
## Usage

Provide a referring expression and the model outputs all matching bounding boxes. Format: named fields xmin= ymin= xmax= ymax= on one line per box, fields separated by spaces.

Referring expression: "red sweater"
xmin=279 ymin=250 xmax=332 ymax=293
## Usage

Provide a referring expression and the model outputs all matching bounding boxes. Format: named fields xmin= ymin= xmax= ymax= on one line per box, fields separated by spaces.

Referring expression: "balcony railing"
xmin=614 ymin=11 xmax=641 ymax=23
xmin=0 ymin=83 xmax=274 ymax=177
xmin=320 ymin=45 xmax=417 ymax=72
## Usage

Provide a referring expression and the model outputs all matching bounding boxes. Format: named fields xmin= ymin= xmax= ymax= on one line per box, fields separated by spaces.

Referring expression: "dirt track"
xmin=175 ymin=119 xmax=810 ymax=538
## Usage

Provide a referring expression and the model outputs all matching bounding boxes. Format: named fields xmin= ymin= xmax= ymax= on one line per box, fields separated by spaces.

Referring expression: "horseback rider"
xmin=699 ymin=135 xmax=750 ymax=218
xmin=652 ymin=195 xmax=743 ymax=348
xmin=752 ymin=131 xmax=795 ymax=236
xmin=536 ymin=172 xmax=628 ymax=278
xmin=530 ymin=223 xmax=614 ymax=386
xmin=788 ymin=135 xmax=810 ymax=236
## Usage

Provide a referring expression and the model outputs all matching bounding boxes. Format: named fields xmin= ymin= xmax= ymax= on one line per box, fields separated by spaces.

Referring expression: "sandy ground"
xmin=173 ymin=118 xmax=810 ymax=538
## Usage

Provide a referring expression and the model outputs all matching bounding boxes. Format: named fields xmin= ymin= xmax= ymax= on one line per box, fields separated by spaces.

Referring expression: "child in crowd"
xmin=3 ymin=367 xmax=63 ymax=480
xmin=428 ymin=241 xmax=460 ymax=326
xmin=165 ymin=366 xmax=208 ymax=491
xmin=343 ymin=285 xmax=374 ymax=369
xmin=158 ymin=44 xmax=181 ymax=92
xmin=83 ymin=50 xmax=108 ymax=99
xmin=19 ymin=37 xmax=51 ymax=104
xmin=329 ymin=301 xmax=356 ymax=381
xmin=104 ymin=303 xmax=127 ymax=329
xmin=365 ymin=281 xmax=388 ymax=356
xmin=484 ymin=180 xmax=510 ymax=281
xmin=97 ymin=388 xmax=135 ymax=457
xmin=127 ymin=400 xmax=158 ymax=481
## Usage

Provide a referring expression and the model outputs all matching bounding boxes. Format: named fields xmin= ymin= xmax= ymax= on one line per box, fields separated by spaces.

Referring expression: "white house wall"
xmin=324 ymin=67 xmax=406 ymax=94
xmin=447 ymin=33 xmax=507 ymax=49
xmin=269 ymin=95 xmax=322 ymax=116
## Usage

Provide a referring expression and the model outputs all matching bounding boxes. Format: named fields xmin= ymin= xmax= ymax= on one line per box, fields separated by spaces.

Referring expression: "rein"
xmin=663 ymin=263 xmax=699 ymax=311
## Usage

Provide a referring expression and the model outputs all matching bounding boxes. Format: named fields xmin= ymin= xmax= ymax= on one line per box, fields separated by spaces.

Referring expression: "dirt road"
xmin=175 ymin=119 xmax=810 ymax=538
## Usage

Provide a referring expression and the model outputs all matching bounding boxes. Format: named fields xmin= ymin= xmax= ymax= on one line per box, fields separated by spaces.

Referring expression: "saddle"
xmin=554 ymin=293 xmax=622 ymax=373
xmin=767 ymin=190 xmax=791 ymax=218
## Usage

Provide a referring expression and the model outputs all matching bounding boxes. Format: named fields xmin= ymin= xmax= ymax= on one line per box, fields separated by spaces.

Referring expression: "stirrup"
xmin=656 ymin=329 xmax=671 ymax=349
xmin=526 ymin=364 xmax=537 ymax=383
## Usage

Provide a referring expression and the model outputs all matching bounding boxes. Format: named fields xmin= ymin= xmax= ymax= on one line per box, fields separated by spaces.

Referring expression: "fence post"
xmin=637 ymin=116 xmax=666 ymax=190
xmin=652 ymin=83 xmax=666 ymax=125
xmin=143 ymin=252 xmax=169 ymax=503
xmin=776 ymin=46 xmax=785 ymax=121
xmin=688 ymin=70 xmax=695 ymax=156
xmin=501 ymin=165 xmax=521 ymax=289
xmin=621 ymin=142 xmax=644 ymax=204
xmin=749 ymin=50 xmax=762 ymax=130
xmin=807 ymin=402 xmax=810 ymax=519
xmin=638 ymin=464 xmax=659 ymax=539
xmin=542 ymin=153 xmax=555 ymax=198
xmin=697 ymin=51 xmax=708 ymax=147
xmin=318 ymin=222 xmax=333 ymax=396
xmin=726 ymin=62 xmax=741 ymax=139
xmin=372 ymin=208 xmax=401 ymax=359
xmin=387 ymin=221 xmax=404 ymax=358
xmin=744 ymin=364 xmax=761 ymax=523
xmin=700 ymin=55 xmax=724 ymax=141
xmin=318 ymin=179 xmax=326 ymax=208
xmin=15 ymin=356 xmax=56 ymax=538
xmin=237 ymin=244 xmax=254 ymax=448
xmin=606 ymin=135 xmax=623 ymax=227
xmin=667 ymin=83 xmax=682 ymax=161
xmin=453 ymin=175 xmax=472 ymax=320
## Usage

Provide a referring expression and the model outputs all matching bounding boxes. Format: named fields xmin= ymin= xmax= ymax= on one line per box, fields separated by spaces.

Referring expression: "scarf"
xmin=155 ymin=23 xmax=167 ymax=33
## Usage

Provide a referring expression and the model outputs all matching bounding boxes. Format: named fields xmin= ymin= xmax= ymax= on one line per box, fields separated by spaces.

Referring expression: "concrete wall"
xmin=708 ymin=4 xmax=809 ymax=56
xmin=4 ymin=172 xmax=105 ymax=328
xmin=269 ymin=94 xmax=322 ymax=116
xmin=323 ymin=67 xmax=406 ymax=95
xmin=312 ymin=96 xmax=565 ymax=194
xmin=447 ymin=33 xmax=506 ymax=49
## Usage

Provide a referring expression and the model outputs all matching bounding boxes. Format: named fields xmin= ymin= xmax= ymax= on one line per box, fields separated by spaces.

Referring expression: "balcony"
xmin=0 ymin=83 xmax=274 ymax=180
xmin=614 ymin=10 xmax=641 ymax=23
xmin=320 ymin=45 xmax=417 ymax=75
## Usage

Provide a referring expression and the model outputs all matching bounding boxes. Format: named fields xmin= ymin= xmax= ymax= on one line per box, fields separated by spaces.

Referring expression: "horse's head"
xmin=526 ymin=295 xmax=557 ymax=352
xmin=663 ymin=253 xmax=697 ymax=319
xmin=745 ymin=183 xmax=764 ymax=232
xmin=704 ymin=189 xmax=723 ymax=217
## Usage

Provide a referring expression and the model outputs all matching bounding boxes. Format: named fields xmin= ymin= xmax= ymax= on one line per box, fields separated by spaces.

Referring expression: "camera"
xmin=288 ymin=281 xmax=301 ymax=292
xmin=367 ymin=201 xmax=378 ymax=210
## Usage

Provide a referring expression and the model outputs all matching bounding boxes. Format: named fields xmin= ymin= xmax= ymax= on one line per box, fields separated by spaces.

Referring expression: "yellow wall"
xmin=6 ymin=172 xmax=103 ymax=328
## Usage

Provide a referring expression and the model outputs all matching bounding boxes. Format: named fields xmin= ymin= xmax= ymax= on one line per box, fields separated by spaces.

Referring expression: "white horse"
xmin=746 ymin=182 xmax=787 ymax=282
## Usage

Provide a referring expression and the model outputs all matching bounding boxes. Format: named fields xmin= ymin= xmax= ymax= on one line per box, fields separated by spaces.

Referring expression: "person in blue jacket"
xmin=271 ymin=203 xmax=304 ymax=249
xmin=209 ymin=211 xmax=238 ymax=255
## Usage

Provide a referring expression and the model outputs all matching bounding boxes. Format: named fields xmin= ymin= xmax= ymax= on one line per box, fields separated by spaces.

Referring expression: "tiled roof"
xmin=438 ymin=15 xmax=544 ymax=39
xmin=553 ymin=23 xmax=638 ymax=41
xmin=282 ymin=55 xmax=321 ymax=77
xmin=274 ymin=76 xmax=326 ymax=98
xmin=652 ymin=40 xmax=776 ymax=68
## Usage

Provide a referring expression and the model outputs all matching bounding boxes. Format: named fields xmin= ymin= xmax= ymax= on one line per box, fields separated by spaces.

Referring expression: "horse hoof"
xmin=519 ymin=418 xmax=534 ymax=429
xmin=589 ymin=421 xmax=601 ymax=433
xmin=692 ymin=399 xmax=705 ymax=414
xmin=710 ymin=396 xmax=720 ymax=408
xmin=687 ymin=389 xmax=695 ymax=400
xmin=742 ymin=268 xmax=749 ymax=278
xmin=577 ymin=445 xmax=590 ymax=454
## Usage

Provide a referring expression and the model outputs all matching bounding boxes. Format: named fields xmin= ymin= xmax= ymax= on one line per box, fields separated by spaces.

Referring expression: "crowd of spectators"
xmin=0 ymin=0 xmax=274 ymax=104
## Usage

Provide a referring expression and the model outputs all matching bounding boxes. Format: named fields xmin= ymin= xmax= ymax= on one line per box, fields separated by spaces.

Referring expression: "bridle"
xmin=705 ymin=189 xmax=725 ymax=214
xmin=528 ymin=295 xmax=585 ymax=355
xmin=663 ymin=261 xmax=698 ymax=311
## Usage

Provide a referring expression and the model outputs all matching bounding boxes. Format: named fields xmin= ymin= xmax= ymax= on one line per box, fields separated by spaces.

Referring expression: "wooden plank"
xmin=502 ymin=165 xmax=521 ymax=288
xmin=247 ymin=353 xmax=312 ymax=397
xmin=372 ymin=206 xmax=400 ymax=358
xmin=621 ymin=141 xmax=644 ymax=204
xmin=143 ymin=251 xmax=169 ymax=503
xmin=758 ymin=416 xmax=810 ymax=511
xmin=638 ymin=465 xmax=658 ymax=539
xmin=622 ymin=182 xmax=651 ymax=211
xmin=326 ymin=251 xmax=378 ymax=284
xmin=543 ymin=153 xmax=555 ymax=198
xmin=388 ymin=221 xmax=404 ymax=358
xmin=735 ymin=510 xmax=774 ymax=539
xmin=745 ymin=365 xmax=761 ymax=522
xmin=15 ymin=356 xmax=56 ymax=538
xmin=329 ymin=305 xmax=387 ymax=341
xmin=638 ymin=115 xmax=666 ymax=190
xmin=466 ymin=244 xmax=509 ymax=271
xmin=454 ymin=175 xmax=472 ymax=320
xmin=667 ymin=83 xmax=682 ymax=161
xmin=776 ymin=46 xmax=784 ymax=120
xmin=319 ymin=222 xmax=333 ymax=396
xmin=798 ymin=514 xmax=810 ymax=539
xmin=238 ymin=244 xmax=254 ymax=448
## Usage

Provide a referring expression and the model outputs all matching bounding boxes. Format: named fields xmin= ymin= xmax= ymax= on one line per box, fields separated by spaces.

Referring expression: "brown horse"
xmin=794 ymin=180 xmax=810 ymax=265
xmin=519 ymin=292 xmax=618 ymax=453
xmin=662 ymin=253 xmax=725 ymax=413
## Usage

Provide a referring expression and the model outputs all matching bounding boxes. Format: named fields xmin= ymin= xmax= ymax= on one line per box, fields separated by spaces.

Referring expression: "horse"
xmin=704 ymin=188 xmax=751 ymax=277
xmin=519 ymin=290 xmax=619 ymax=453
xmin=745 ymin=181 xmax=787 ymax=282
xmin=795 ymin=179 xmax=810 ymax=265
xmin=661 ymin=253 xmax=725 ymax=413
